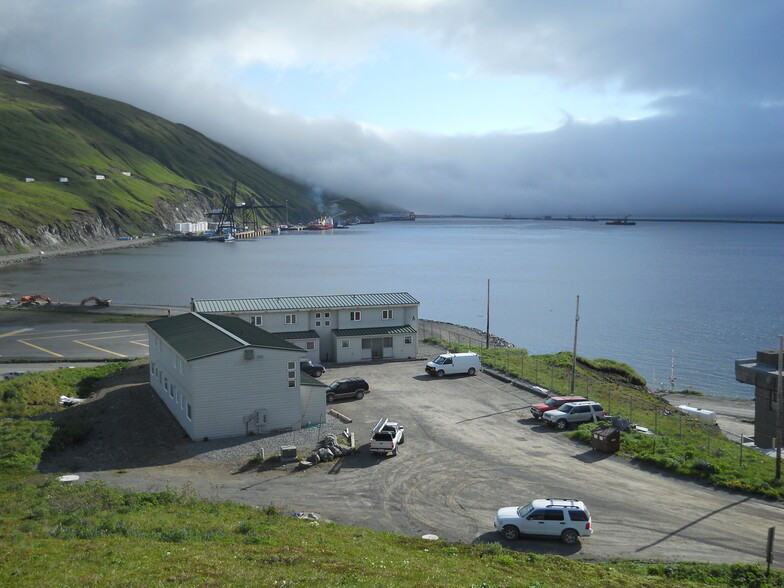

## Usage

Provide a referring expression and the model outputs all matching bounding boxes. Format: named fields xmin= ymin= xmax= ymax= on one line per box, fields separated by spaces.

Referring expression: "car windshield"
xmin=517 ymin=503 xmax=534 ymax=517
xmin=544 ymin=398 xmax=558 ymax=407
xmin=433 ymin=356 xmax=447 ymax=365
xmin=328 ymin=381 xmax=341 ymax=390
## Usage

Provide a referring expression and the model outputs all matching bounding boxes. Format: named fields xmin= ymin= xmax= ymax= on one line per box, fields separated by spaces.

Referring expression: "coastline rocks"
xmin=420 ymin=319 xmax=515 ymax=349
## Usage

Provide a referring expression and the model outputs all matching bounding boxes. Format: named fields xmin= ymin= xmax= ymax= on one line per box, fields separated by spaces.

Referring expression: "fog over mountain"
xmin=1 ymin=1 xmax=782 ymax=217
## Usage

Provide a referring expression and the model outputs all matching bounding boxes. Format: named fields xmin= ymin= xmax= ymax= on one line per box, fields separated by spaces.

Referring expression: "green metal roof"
xmin=300 ymin=373 xmax=328 ymax=387
xmin=147 ymin=313 xmax=303 ymax=361
xmin=272 ymin=330 xmax=319 ymax=340
xmin=193 ymin=292 xmax=419 ymax=313
xmin=332 ymin=324 xmax=417 ymax=337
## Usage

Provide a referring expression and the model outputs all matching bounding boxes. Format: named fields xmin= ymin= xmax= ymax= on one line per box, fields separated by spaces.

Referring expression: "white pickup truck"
xmin=370 ymin=418 xmax=405 ymax=456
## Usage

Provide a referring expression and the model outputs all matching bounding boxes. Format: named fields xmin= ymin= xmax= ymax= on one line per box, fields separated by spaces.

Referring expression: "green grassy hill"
xmin=0 ymin=70 xmax=372 ymax=250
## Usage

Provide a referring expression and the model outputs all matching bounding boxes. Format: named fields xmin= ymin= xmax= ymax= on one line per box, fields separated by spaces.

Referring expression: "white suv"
xmin=542 ymin=400 xmax=605 ymax=430
xmin=494 ymin=498 xmax=593 ymax=545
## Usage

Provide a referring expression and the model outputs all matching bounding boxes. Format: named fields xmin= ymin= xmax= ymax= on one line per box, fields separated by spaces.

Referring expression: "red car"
xmin=530 ymin=395 xmax=587 ymax=420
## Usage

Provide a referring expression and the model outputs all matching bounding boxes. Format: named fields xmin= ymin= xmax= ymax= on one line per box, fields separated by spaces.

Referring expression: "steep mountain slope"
xmin=0 ymin=70 xmax=371 ymax=253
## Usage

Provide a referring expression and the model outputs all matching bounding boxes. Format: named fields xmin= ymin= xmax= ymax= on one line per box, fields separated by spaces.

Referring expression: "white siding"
xmin=147 ymin=324 xmax=308 ymax=440
xmin=189 ymin=348 xmax=302 ymax=439
xmin=148 ymin=333 xmax=195 ymax=439
xmin=299 ymin=384 xmax=327 ymax=427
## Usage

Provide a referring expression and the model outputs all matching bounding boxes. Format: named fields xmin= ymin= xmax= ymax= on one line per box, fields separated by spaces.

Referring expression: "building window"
xmin=187 ymin=403 xmax=192 ymax=420
xmin=315 ymin=321 xmax=321 ymax=327
xmin=350 ymin=311 xmax=361 ymax=321
xmin=306 ymin=341 xmax=315 ymax=350
xmin=324 ymin=312 xmax=330 ymax=318
xmin=342 ymin=340 xmax=350 ymax=348
xmin=287 ymin=361 xmax=296 ymax=387
xmin=382 ymin=309 xmax=393 ymax=320
xmin=324 ymin=320 xmax=331 ymax=326
xmin=250 ymin=315 xmax=263 ymax=326
xmin=404 ymin=335 xmax=412 ymax=344
xmin=285 ymin=314 xmax=297 ymax=325
xmin=315 ymin=312 xmax=321 ymax=319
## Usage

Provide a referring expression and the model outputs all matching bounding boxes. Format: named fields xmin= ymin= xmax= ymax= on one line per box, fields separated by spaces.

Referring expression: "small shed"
xmin=591 ymin=424 xmax=621 ymax=453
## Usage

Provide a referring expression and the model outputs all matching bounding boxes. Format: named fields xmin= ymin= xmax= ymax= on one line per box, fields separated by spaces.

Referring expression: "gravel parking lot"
xmin=55 ymin=342 xmax=783 ymax=566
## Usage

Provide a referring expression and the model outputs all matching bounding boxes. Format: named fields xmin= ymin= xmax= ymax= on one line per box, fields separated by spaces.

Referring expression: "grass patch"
xmin=0 ymin=362 xmax=128 ymax=418
xmin=0 ymin=469 xmax=781 ymax=586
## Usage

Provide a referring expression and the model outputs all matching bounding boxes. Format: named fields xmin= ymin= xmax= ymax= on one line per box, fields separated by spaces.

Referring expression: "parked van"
xmin=425 ymin=352 xmax=482 ymax=377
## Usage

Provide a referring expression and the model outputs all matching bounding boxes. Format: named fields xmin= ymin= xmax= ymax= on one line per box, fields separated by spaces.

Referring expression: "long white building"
xmin=191 ymin=292 xmax=420 ymax=363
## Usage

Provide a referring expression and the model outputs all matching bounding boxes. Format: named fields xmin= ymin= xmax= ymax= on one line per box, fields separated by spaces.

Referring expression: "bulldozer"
xmin=81 ymin=296 xmax=111 ymax=307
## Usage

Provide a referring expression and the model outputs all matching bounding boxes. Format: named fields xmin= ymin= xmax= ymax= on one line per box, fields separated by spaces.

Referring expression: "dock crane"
xmin=207 ymin=181 xmax=285 ymax=235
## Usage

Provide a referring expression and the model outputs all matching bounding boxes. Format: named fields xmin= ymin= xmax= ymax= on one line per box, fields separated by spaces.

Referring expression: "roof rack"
xmin=544 ymin=498 xmax=581 ymax=507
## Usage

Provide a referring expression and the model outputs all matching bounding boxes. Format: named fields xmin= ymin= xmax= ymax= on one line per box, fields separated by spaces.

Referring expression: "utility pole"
xmin=570 ymin=295 xmax=580 ymax=395
xmin=776 ymin=335 xmax=783 ymax=480
xmin=485 ymin=279 xmax=490 ymax=349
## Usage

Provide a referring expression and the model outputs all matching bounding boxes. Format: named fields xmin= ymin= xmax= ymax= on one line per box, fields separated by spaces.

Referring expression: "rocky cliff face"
xmin=0 ymin=191 xmax=212 ymax=254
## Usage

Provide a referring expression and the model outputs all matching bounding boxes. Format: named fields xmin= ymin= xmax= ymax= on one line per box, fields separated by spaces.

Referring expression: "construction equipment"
xmin=81 ymin=296 xmax=111 ymax=307
xmin=19 ymin=295 xmax=51 ymax=306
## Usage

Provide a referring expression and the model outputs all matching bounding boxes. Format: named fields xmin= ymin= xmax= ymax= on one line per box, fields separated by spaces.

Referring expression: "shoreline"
xmin=0 ymin=235 xmax=167 ymax=268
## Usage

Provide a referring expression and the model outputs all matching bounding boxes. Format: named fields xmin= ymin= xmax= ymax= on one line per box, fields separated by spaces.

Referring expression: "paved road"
xmin=0 ymin=322 xmax=149 ymax=361
xmin=80 ymin=350 xmax=783 ymax=567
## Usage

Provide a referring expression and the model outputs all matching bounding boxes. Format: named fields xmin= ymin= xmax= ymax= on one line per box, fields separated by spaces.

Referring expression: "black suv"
xmin=326 ymin=378 xmax=369 ymax=403
xmin=300 ymin=360 xmax=326 ymax=378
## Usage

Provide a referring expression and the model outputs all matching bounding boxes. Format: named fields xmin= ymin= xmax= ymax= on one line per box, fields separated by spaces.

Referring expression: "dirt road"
xmin=55 ymin=344 xmax=782 ymax=567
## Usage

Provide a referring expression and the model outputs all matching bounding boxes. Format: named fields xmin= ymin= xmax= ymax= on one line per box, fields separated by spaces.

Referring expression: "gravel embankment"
xmin=183 ymin=415 xmax=348 ymax=462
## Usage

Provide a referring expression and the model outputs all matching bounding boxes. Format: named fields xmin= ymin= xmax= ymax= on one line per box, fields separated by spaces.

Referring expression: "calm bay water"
xmin=3 ymin=217 xmax=783 ymax=399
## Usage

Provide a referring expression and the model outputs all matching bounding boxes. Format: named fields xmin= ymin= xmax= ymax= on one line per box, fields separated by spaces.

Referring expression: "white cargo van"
xmin=425 ymin=352 xmax=482 ymax=377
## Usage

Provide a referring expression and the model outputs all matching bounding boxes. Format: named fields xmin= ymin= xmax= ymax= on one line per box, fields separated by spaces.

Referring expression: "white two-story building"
xmin=191 ymin=292 xmax=420 ymax=363
xmin=147 ymin=312 xmax=326 ymax=440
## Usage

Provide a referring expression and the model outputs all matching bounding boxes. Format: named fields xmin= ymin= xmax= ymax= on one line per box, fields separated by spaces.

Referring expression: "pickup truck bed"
xmin=370 ymin=418 xmax=404 ymax=456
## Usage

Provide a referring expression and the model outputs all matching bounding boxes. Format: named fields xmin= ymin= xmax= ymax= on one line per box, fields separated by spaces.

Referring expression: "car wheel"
xmin=502 ymin=525 xmax=520 ymax=540
xmin=392 ymin=446 xmax=398 ymax=456
xmin=467 ymin=367 xmax=476 ymax=376
xmin=314 ymin=370 xmax=323 ymax=377
xmin=561 ymin=529 xmax=579 ymax=545
xmin=326 ymin=393 xmax=335 ymax=403
xmin=355 ymin=390 xmax=365 ymax=400
xmin=400 ymin=433 xmax=405 ymax=444
xmin=437 ymin=369 xmax=445 ymax=377
xmin=555 ymin=419 xmax=568 ymax=430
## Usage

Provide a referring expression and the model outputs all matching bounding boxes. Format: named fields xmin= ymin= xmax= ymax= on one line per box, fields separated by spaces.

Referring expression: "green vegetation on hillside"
xmin=0 ymin=71 xmax=373 ymax=247
xmin=0 ymin=365 xmax=782 ymax=585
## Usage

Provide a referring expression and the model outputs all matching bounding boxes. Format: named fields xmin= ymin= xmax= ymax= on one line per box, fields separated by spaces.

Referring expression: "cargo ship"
xmin=307 ymin=216 xmax=334 ymax=230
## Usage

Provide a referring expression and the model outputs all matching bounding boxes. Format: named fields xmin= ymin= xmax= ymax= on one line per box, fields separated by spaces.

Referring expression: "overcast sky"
xmin=1 ymin=1 xmax=782 ymax=217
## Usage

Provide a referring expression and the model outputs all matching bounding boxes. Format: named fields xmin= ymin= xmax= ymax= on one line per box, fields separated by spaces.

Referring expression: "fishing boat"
xmin=307 ymin=216 xmax=334 ymax=230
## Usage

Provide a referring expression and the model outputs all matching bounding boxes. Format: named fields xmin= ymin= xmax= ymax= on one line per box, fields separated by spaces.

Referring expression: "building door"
xmin=371 ymin=338 xmax=383 ymax=359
